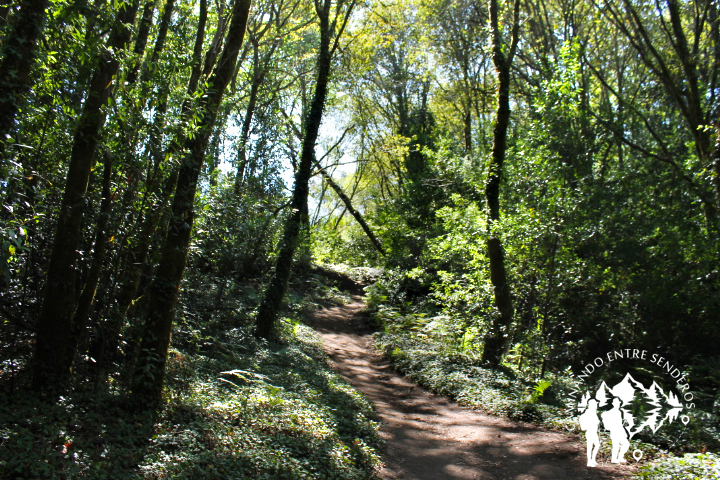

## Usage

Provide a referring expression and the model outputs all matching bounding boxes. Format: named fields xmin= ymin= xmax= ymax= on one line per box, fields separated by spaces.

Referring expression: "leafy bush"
xmin=637 ymin=453 xmax=720 ymax=480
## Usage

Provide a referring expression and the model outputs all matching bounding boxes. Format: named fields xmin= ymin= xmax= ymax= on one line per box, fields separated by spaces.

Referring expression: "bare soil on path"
xmin=305 ymin=296 xmax=634 ymax=480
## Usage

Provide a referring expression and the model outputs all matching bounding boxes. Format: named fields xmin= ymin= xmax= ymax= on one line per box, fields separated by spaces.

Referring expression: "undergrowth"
xmin=636 ymin=453 xmax=720 ymax=479
xmin=372 ymin=330 xmax=570 ymax=427
xmin=366 ymin=274 xmax=720 ymax=479
xmin=0 ymin=269 xmax=382 ymax=479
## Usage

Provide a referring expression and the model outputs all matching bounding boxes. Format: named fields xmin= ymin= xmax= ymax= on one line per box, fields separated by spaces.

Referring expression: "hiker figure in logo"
xmin=602 ymin=397 xmax=630 ymax=463
xmin=579 ymin=399 xmax=600 ymax=467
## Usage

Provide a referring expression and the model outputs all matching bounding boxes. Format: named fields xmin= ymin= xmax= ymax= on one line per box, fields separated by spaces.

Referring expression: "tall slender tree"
xmin=131 ymin=0 xmax=253 ymax=404
xmin=255 ymin=0 xmax=356 ymax=340
xmin=481 ymin=0 xmax=520 ymax=365
xmin=33 ymin=0 xmax=141 ymax=392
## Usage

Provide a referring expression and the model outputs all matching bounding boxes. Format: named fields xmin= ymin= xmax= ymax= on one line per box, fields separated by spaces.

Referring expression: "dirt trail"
xmin=305 ymin=296 xmax=633 ymax=480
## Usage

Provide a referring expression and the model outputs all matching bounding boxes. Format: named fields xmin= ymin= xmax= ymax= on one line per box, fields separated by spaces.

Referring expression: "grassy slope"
xmin=0 ymin=273 xmax=382 ymax=479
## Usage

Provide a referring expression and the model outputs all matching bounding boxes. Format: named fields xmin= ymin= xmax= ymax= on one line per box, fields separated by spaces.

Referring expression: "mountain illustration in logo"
xmin=577 ymin=373 xmax=685 ymax=466
xmin=577 ymin=373 xmax=684 ymax=438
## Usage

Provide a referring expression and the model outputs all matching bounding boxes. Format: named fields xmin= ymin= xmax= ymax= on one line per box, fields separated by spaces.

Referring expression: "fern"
xmin=526 ymin=379 xmax=553 ymax=404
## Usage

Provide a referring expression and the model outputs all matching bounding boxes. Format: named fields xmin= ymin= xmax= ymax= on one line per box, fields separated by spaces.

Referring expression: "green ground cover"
xmin=365 ymin=272 xmax=720 ymax=480
xmin=0 ymin=274 xmax=382 ymax=479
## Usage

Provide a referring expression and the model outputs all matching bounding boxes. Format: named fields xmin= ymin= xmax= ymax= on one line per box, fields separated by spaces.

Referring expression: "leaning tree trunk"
xmin=255 ymin=0 xmax=354 ymax=340
xmin=481 ymin=0 xmax=519 ymax=366
xmin=0 ymin=0 xmax=49 ymax=154
xmin=131 ymin=0 xmax=252 ymax=405
xmin=315 ymin=162 xmax=385 ymax=256
xmin=126 ymin=0 xmax=158 ymax=84
xmin=33 ymin=0 xmax=140 ymax=393
xmin=92 ymin=0 xmax=203 ymax=375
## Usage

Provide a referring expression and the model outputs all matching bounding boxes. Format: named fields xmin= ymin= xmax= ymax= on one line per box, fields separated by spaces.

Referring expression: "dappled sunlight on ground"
xmin=306 ymin=296 xmax=633 ymax=480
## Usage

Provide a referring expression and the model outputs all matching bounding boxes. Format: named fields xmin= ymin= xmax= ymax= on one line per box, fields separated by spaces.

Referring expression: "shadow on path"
xmin=305 ymin=296 xmax=634 ymax=480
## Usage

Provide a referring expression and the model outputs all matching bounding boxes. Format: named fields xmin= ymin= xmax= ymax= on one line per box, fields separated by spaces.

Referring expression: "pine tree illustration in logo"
xmin=577 ymin=374 xmax=684 ymax=466
xmin=608 ymin=374 xmax=684 ymax=437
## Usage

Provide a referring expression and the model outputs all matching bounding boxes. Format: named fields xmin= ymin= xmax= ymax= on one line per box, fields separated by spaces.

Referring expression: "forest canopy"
xmin=0 ymin=0 xmax=718 ymax=441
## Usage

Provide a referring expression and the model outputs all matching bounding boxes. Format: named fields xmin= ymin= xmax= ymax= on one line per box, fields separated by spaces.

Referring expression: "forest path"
xmin=305 ymin=295 xmax=632 ymax=480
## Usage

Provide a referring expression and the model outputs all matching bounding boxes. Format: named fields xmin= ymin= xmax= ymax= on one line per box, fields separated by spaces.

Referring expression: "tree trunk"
xmin=187 ymin=0 xmax=209 ymax=95
xmin=126 ymin=0 xmax=158 ymax=84
xmin=714 ymin=126 xmax=720 ymax=213
xmin=140 ymin=0 xmax=176 ymax=87
xmin=464 ymin=109 xmax=473 ymax=155
xmin=234 ymin=33 xmax=278 ymax=192
xmin=92 ymin=0 xmax=205 ymax=374
xmin=234 ymin=41 xmax=263 ymax=192
xmin=316 ymin=163 xmax=385 ymax=256
xmin=131 ymin=0 xmax=252 ymax=405
xmin=70 ymin=149 xmax=114 ymax=360
xmin=33 ymin=0 xmax=140 ymax=393
xmin=255 ymin=0 xmax=354 ymax=341
xmin=481 ymin=0 xmax=519 ymax=366
xmin=0 ymin=0 xmax=49 ymax=153
xmin=92 ymin=167 xmax=178 ymax=373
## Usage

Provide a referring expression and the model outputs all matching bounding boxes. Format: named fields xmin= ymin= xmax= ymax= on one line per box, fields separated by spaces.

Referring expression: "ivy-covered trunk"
xmin=131 ymin=0 xmax=252 ymax=405
xmin=255 ymin=0 xmax=343 ymax=340
xmin=481 ymin=0 xmax=519 ymax=366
